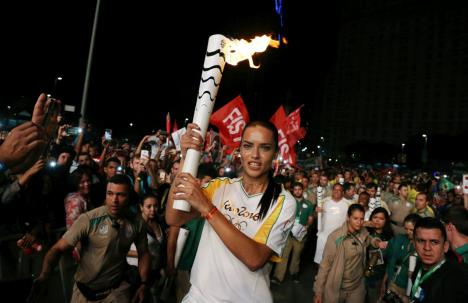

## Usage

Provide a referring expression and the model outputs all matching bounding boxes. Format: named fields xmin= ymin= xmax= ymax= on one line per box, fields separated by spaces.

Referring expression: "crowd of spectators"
xmin=1 ymin=94 xmax=468 ymax=303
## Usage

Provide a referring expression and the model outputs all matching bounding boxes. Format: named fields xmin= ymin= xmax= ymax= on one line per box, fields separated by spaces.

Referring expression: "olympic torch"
xmin=317 ymin=186 xmax=324 ymax=231
xmin=173 ymin=34 xmax=279 ymax=212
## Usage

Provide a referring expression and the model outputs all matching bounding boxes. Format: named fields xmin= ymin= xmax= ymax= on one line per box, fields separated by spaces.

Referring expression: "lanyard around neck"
xmin=296 ymin=199 xmax=305 ymax=218
xmin=411 ymin=259 xmax=446 ymax=298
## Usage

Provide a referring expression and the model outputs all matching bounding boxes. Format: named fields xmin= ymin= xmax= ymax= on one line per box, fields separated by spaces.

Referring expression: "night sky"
xmin=0 ymin=0 xmax=339 ymax=138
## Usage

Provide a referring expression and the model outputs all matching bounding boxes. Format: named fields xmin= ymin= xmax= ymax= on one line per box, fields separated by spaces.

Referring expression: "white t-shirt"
xmin=182 ymin=177 xmax=296 ymax=303
xmin=314 ymin=197 xmax=350 ymax=264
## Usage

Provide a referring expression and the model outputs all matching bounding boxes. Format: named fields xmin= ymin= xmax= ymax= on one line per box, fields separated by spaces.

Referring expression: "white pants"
xmin=314 ymin=232 xmax=328 ymax=264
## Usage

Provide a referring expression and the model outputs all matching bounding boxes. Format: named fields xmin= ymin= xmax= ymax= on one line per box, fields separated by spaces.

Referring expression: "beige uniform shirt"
xmin=63 ymin=206 xmax=147 ymax=290
xmin=341 ymin=235 xmax=368 ymax=290
xmin=313 ymin=225 xmax=373 ymax=300
xmin=388 ymin=199 xmax=413 ymax=235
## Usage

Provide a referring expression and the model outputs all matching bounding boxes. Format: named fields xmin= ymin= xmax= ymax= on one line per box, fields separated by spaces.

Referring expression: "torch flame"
xmin=223 ymin=35 xmax=279 ymax=68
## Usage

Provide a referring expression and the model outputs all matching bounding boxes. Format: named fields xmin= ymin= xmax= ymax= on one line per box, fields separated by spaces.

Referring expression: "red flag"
xmin=166 ymin=112 xmax=171 ymax=134
xmin=270 ymin=105 xmax=296 ymax=165
xmin=172 ymin=120 xmax=178 ymax=133
xmin=270 ymin=105 xmax=287 ymax=131
xmin=210 ymin=95 xmax=250 ymax=149
xmin=286 ymin=105 xmax=306 ymax=146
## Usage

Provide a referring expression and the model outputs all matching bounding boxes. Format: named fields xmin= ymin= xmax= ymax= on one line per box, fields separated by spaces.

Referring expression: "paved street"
xmin=271 ymin=236 xmax=318 ymax=303
xmin=271 ymin=257 xmax=317 ymax=303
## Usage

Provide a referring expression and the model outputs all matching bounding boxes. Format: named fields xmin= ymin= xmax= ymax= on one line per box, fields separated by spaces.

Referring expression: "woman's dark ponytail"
xmin=257 ymin=171 xmax=281 ymax=220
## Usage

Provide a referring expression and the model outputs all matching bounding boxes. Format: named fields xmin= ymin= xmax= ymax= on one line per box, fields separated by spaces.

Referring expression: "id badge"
xmin=395 ymin=265 xmax=401 ymax=274
xmin=414 ymin=286 xmax=425 ymax=301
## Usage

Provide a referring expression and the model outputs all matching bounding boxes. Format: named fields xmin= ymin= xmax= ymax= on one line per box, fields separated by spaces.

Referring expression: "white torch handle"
xmin=317 ymin=187 xmax=323 ymax=232
xmin=173 ymin=34 xmax=227 ymax=212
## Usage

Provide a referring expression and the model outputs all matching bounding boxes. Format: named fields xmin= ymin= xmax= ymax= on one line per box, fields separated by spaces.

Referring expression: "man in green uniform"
xmin=272 ymin=182 xmax=313 ymax=284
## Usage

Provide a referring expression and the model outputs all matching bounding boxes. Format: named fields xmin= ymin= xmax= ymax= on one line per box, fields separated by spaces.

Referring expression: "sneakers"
xmin=270 ymin=277 xmax=281 ymax=285
xmin=291 ymin=273 xmax=300 ymax=283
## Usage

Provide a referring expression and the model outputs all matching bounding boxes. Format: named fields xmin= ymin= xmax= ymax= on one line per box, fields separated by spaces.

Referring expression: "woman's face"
xmin=371 ymin=212 xmax=386 ymax=230
xmin=348 ymin=210 xmax=364 ymax=233
xmin=78 ymin=174 xmax=91 ymax=195
xmin=140 ymin=197 xmax=157 ymax=221
xmin=240 ymin=125 xmax=277 ymax=180
xmin=218 ymin=167 xmax=225 ymax=176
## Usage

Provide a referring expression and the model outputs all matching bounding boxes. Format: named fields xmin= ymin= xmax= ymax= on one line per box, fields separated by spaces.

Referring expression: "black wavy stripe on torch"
xmin=198 ymin=49 xmax=225 ymax=102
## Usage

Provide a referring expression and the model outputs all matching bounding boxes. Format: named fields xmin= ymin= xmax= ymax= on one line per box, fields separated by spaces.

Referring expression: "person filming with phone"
xmin=0 ymin=93 xmax=54 ymax=178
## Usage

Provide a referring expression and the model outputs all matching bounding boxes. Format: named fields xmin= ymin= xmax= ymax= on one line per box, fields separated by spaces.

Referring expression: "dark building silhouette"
xmin=316 ymin=0 xmax=468 ymax=155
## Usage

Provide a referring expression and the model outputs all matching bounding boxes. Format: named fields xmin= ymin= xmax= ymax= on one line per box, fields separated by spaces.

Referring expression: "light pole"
xmin=316 ymin=145 xmax=324 ymax=168
xmin=80 ymin=0 xmax=102 ymax=125
xmin=400 ymin=142 xmax=406 ymax=164
xmin=53 ymin=76 xmax=63 ymax=98
xmin=421 ymin=134 xmax=428 ymax=164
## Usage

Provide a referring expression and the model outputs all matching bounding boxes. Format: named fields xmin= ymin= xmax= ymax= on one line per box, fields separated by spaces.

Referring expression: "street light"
xmin=401 ymin=143 xmax=405 ymax=152
xmin=129 ymin=122 xmax=134 ymax=127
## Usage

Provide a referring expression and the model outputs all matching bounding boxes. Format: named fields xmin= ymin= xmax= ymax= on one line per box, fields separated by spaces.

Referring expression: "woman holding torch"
xmin=166 ymin=121 xmax=296 ymax=303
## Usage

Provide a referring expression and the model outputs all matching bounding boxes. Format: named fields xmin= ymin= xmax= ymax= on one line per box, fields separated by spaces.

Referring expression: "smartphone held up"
xmin=104 ymin=129 xmax=112 ymax=141
xmin=140 ymin=149 xmax=150 ymax=165
xmin=42 ymin=97 xmax=60 ymax=135
xmin=41 ymin=97 xmax=61 ymax=158
xmin=66 ymin=127 xmax=82 ymax=136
